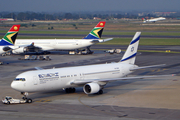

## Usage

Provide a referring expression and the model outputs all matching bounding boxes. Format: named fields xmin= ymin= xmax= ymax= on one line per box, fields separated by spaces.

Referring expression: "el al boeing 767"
xmin=12 ymin=21 xmax=112 ymax=54
xmin=11 ymin=32 xmax=173 ymax=100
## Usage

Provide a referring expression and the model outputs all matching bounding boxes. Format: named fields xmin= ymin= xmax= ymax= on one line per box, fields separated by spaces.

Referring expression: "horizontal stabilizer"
xmin=101 ymin=38 xmax=113 ymax=42
xmin=91 ymin=38 xmax=113 ymax=43
xmin=130 ymin=64 xmax=166 ymax=71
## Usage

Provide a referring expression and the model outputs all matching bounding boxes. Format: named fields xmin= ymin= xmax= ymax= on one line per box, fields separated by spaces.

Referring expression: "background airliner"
xmin=0 ymin=25 xmax=20 ymax=55
xmin=13 ymin=21 xmax=112 ymax=54
xmin=142 ymin=17 xmax=166 ymax=23
xmin=11 ymin=32 xmax=173 ymax=100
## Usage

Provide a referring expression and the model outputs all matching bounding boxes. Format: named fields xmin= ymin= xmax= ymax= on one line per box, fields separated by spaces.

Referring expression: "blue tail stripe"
xmin=120 ymin=53 xmax=137 ymax=62
xmin=84 ymin=34 xmax=99 ymax=39
xmin=130 ymin=36 xmax=140 ymax=45
xmin=0 ymin=39 xmax=13 ymax=46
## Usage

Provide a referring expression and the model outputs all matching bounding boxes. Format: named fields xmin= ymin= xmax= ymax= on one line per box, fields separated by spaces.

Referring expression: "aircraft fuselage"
xmin=11 ymin=62 xmax=134 ymax=92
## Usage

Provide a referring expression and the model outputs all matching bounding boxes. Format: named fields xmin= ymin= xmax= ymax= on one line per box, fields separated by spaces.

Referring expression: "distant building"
xmin=154 ymin=12 xmax=176 ymax=16
xmin=93 ymin=17 xmax=101 ymax=20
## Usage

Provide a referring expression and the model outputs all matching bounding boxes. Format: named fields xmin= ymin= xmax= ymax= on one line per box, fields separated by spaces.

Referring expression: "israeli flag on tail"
xmin=120 ymin=32 xmax=141 ymax=64
xmin=0 ymin=25 xmax=20 ymax=46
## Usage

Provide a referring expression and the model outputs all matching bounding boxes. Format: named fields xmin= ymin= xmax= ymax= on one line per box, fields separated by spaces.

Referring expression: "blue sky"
xmin=0 ymin=0 xmax=179 ymax=13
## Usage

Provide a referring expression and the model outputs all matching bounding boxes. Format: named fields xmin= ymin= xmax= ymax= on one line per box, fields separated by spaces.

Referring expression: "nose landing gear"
xmin=21 ymin=92 xmax=32 ymax=103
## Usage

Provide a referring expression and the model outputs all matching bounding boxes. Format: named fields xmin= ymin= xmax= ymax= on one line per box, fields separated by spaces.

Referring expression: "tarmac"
xmin=0 ymin=49 xmax=180 ymax=120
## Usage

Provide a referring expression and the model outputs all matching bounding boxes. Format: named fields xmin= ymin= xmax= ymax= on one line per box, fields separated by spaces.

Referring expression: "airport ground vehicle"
xmin=2 ymin=96 xmax=32 ymax=104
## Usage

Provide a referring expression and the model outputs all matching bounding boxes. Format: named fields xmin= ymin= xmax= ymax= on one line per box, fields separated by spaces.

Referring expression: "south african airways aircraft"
xmin=12 ymin=21 xmax=112 ymax=54
xmin=11 ymin=32 xmax=173 ymax=100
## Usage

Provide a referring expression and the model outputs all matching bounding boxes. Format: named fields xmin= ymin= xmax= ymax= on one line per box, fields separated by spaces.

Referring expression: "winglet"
xmin=84 ymin=21 xmax=106 ymax=39
xmin=0 ymin=25 xmax=20 ymax=46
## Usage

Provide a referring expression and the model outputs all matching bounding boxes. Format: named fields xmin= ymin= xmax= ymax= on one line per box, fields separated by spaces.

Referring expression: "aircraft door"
xmin=75 ymin=40 xmax=81 ymax=46
xmin=33 ymin=76 xmax=38 ymax=85
xmin=80 ymin=73 xmax=84 ymax=80
xmin=122 ymin=66 xmax=125 ymax=76
xmin=51 ymin=39 xmax=57 ymax=48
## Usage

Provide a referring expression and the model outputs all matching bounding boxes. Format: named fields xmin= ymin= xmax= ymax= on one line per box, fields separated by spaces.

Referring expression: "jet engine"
xmin=3 ymin=46 xmax=12 ymax=51
xmin=12 ymin=47 xmax=27 ymax=54
xmin=83 ymin=83 xmax=100 ymax=94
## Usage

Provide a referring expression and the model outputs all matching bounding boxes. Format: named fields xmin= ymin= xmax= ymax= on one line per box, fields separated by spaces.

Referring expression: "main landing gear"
xmin=87 ymin=46 xmax=94 ymax=54
xmin=65 ymin=88 xmax=76 ymax=93
xmin=21 ymin=92 xmax=32 ymax=103
xmin=98 ymin=89 xmax=103 ymax=94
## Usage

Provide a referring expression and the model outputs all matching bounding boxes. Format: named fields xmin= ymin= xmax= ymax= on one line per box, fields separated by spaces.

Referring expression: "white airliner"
xmin=0 ymin=25 xmax=20 ymax=55
xmin=12 ymin=21 xmax=112 ymax=54
xmin=11 ymin=32 xmax=173 ymax=99
xmin=142 ymin=17 xmax=166 ymax=23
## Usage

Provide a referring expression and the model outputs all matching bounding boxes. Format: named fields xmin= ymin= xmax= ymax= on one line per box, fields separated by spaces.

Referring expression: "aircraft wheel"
xmin=98 ymin=90 xmax=103 ymax=94
xmin=72 ymin=88 xmax=76 ymax=93
xmin=26 ymin=98 xmax=32 ymax=103
xmin=22 ymin=97 xmax=27 ymax=100
xmin=7 ymin=101 xmax=10 ymax=105
xmin=65 ymin=88 xmax=69 ymax=93
xmin=65 ymin=88 xmax=76 ymax=93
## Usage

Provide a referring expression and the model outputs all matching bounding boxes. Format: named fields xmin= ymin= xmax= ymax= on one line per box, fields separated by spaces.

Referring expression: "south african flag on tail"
xmin=84 ymin=21 xmax=106 ymax=39
xmin=0 ymin=25 xmax=20 ymax=46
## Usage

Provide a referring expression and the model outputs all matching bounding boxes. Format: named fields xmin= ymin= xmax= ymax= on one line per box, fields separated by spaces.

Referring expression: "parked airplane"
xmin=13 ymin=21 xmax=112 ymax=54
xmin=0 ymin=25 xmax=20 ymax=55
xmin=11 ymin=32 xmax=173 ymax=99
xmin=142 ymin=17 xmax=166 ymax=23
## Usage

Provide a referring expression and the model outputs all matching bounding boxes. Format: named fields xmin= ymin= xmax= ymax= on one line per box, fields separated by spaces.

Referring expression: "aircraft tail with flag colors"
xmin=84 ymin=21 xmax=106 ymax=39
xmin=0 ymin=25 xmax=20 ymax=46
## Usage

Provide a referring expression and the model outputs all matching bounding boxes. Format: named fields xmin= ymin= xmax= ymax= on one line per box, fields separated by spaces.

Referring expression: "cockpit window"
xmin=14 ymin=78 xmax=26 ymax=81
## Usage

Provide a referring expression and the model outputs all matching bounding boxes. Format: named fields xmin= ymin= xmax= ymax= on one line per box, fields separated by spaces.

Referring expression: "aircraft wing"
xmin=18 ymin=42 xmax=42 ymax=49
xmin=70 ymin=74 xmax=175 ymax=85
xmin=91 ymin=38 xmax=113 ymax=43
xmin=12 ymin=42 xmax=43 ymax=53
xmin=35 ymin=67 xmax=44 ymax=70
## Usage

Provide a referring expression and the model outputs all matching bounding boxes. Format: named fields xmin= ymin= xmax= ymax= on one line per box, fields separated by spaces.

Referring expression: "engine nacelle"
xmin=83 ymin=83 xmax=100 ymax=94
xmin=3 ymin=46 xmax=12 ymax=51
xmin=12 ymin=47 xmax=27 ymax=54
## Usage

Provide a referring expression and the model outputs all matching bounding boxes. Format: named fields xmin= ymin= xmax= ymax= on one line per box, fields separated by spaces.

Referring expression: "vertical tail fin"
xmin=84 ymin=21 xmax=106 ymax=39
xmin=120 ymin=32 xmax=141 ymax=64
xmin=142 ymin=18 xmax=147 ymax=23
xmin=0 ymin=25 xmax=20 ymax=46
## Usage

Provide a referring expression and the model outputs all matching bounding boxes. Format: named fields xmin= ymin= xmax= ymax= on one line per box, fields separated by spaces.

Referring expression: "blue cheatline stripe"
xmin=120 ymin=53 xmax=137 ymax=62
xmin=130 ymin=36 xmax=140 ymax=45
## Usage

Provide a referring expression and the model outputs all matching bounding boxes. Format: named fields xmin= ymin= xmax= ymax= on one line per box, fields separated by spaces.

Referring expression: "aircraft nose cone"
xmin=11 ymin=81 xmax=16 ymax=89
xmin=11 ymin=81 xmax=19 ymax=90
